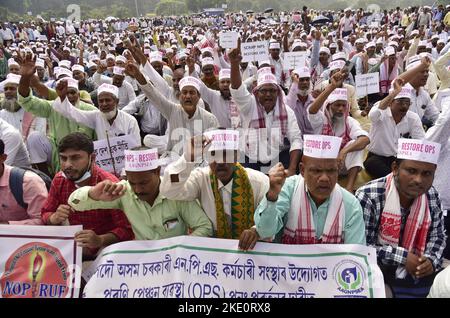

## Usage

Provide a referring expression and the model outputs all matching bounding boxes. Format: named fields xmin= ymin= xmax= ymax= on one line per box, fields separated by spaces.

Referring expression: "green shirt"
xmin=68 ymin=180 xmax=213 ymax=240
xmin=255 ymin=175 xmax=366 ymax=245
xmin=18 ymin=90 xmax=96 ymax=173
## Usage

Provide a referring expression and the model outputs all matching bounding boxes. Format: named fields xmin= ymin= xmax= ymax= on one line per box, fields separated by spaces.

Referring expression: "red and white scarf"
xmin=379 ymin=173 xmax=431 ymax=255
xmin=379 ymin=59 xmax=399 ymax=94
xmin=249 ymin=86 xmax=288 ymax=137
xmin=281 ymin=176 xmax=345 ymax=244
xmin=321 ymin=104 xmax=352 ymax=150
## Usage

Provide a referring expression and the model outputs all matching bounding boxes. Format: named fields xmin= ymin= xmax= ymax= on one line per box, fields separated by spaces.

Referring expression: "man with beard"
xmin=308 ymin=71 xmax=370 ymax=192
xmin=268 ymin=41 xmax=287 ymax=89
xmin=53 ymin=81 xmax=141 ymax=144
xmin=68 ymin=147 xmax=213 ymax=240
xmin=93 ymin=64 xmax=136 ymax=110
xmin=254 ymin=135 xmax=366 ymax=245
xmin=286 ymin=67 xmax=315 ymax=138
xmin=199 ymin=57 xmax=220 ymax=91
xmin=161 ymin=130 xmax=269 ymax=250
xmin=364 ymin=79 xmax=425 ymax=179
xmin=228 ymin=41 xmax=302 ymax=175
xmin=125 ymin=61 xmax=218 ymax=156
xmin=0 ymin=73 xmax=46 ymax=141
xmin=17 ymin=54 xmax=96 ymax=176
xmin=356 ymin=138 xmax=446 ymax=298
xmin=42 ymin=132 xmax=134 ymax=260
xmin=310 ymin=31 xmax=330 ymax=87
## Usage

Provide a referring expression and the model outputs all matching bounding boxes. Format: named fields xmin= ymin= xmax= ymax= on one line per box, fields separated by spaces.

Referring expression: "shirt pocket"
xmin=162 ymin=217 xmax=184 ymax=234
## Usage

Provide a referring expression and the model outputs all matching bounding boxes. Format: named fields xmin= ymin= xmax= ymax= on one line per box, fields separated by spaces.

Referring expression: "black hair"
xmin=58 ymin=132 xmax=94 ymax=155
xmin=0 ymin=139 xmax=4 ymax=155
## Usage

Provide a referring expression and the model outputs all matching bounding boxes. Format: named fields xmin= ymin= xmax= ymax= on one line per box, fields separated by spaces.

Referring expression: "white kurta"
xmin=160 ymin=154 xmax=270 ymax=230
xmin=0 ymin=118 xmax=31 ymax=167
xmin=0 ymin=108 xmax=47 ymax=138
xmin=93 ymin=72 xmax=136 ymax=109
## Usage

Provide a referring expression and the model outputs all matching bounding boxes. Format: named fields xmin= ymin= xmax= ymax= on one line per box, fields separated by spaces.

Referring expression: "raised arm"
xmin=308 ymin=70 xmax=345 ymax=114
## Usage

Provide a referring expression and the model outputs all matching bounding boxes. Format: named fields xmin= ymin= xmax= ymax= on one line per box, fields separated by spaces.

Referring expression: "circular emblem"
xmin=332 ymin=260 xmax=366 ymax=295
xmin=0 ymin=242 xmax=70 ymax=298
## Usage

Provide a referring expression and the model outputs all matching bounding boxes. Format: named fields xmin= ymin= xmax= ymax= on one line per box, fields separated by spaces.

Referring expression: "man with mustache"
xmin=356 ymin=138 xmax=446 ymax=298
xmin=254 ymin=135 xmax=366 ymax=245
xmin=308 ymin=71 xmax=370 ymax=192
xmin=161 ymin=130 xmax=269 ymax=251
xmin=0 ymin=73 xmax=46 ymax=141
xmin=53 ymin=80 xmax=141 ymax=144
xmin=68 ymin=147 xmax=213 ymax=240
xmin=42 ymin=132 xmax=133 ymax=260
xmin=364 ymin=78 xmax=425 ymax=179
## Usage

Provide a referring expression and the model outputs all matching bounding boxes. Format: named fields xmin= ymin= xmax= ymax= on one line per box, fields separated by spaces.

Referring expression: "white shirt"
xmin=367 ymin=103 xmax=425 ymax=157
xmin=230 ymin=83 xmax=303 ymax=163
xmin=160 ymin=155 xmax=270 ymax=230
xmin=93 ymin=73 xmax=137 ymax=109
xmin=0 ymin=108 xmax=47 ymax=138
xmin=138 ymin=81 xmax=219 ymax=154
xmin=406 ymin=83 xmax=439 ymax=123
xmin=425 ymin=101 xmax=450 ymax=210
xmin=122 ymin=94 xmax=166 ymax=135
xmin=0 ymin=28 xmax=14 ymax=41
xmin=269 ymin=56 xmax=285 ymax=86
xmin=0 ymin=118 xmax=31 ymax=167
xmin=52 ymin=97 xmax=141 ymax=143
xmin=307 ymin=110 xmax=369 ymax=140
xmin=241 ymin=64 xmax=258 ymax=82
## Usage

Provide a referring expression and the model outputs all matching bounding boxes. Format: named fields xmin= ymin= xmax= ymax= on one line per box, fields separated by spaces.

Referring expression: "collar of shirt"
xmin=218 ymin=179 xmax=233 ymax=194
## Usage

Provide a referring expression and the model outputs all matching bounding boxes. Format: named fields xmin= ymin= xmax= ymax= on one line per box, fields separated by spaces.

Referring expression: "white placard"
xmin=0 ymin=225 xmax=82 ymax=298
xmin=82 ymin=236 xmax=385 ymax=298
xmin=241 ymin=41 xmax=269 ymax=63
xmin=283 ymin=52 xmax=307 ymax=70
xmin=93 ymin=135 xmax=140 ymax=175
xmin=219 ymin=31 xmax=239 ymax=49
xmin=355 ymin=73 xmax=380 ymax=98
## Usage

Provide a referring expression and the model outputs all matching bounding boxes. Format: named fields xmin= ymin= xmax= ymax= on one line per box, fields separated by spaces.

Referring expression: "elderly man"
xmin=228 ymin=42 xmax=302 ymax=175
xmin=161 ymin=130 xmax=269 ymax=250
xmin=42 ymin=133 xmax=134 ymax=260
xmin=364 ymin=79 xmax=425 ymax=179
xmin=308 ymin=71 xmax=370 ymax=192
xmin=93 ymin=64 xmax=136 ymax=109
xmin=199 ymin=57 xmax=219 ymax=91
xmin=53 ymin=81 xmax=141 ymax=143
xmin=17 ymin=54 xmax=96 ymax=176
xmin=69 ymin=147 xmax=213 ymax=240
xmin=0 ymin=73 xmax=46 ymax=141
xmin=254 ymin=134 xmax=366 ymax=245
xmin=356 ymin=138 xmax=446 ymax=298
xmin=125 ymin=61 xmax=218 ymax=156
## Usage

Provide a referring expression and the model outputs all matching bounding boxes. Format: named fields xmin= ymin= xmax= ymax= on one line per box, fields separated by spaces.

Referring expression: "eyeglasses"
xmin=394 ymin=99 xmax=410 ymax=106
xmin=258 ymin=88 xmax=278 ymax=95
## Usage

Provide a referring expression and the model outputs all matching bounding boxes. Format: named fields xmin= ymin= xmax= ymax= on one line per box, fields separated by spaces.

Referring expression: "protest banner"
xmin=241 ymin=41 xmax=269 ymax=62
xmin=93 ymin=134 xmax=140 ymax=175
xmin=283 ymin=52 xmax=307 ymax=70
xmin=83 ymin=236 xmax=385 ymax=298
xmin=219 ymin=31 xmax=239 ymax=49
xmin=355 ymin=73 xmax=380 ymax=98
xmin=0 ymin=225 xmax=82 ymax=298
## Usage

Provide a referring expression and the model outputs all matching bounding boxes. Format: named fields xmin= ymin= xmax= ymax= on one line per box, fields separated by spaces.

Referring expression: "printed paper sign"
xmin=219 ymin=31 xmax=239 ymax=49
xmin=93 ymin=135 xmax=140 ymax=175
xmin=241 ymin=41 xmax=269 ymax=62
xmin=355 ymin=73 xmax=380 ymax=97
xmin=283 ymin=52 xmax=307 ymax=70
xmin=0 ymin=225 xmax=82 ymax=298
xmin=83 ymin=236 xmax=385 ymax=298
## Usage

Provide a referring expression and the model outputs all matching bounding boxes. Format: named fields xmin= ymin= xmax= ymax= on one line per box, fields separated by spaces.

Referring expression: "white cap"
xmin=1 ymin=73 xmax=21 ymax=86
xmin=385 ymin=46 xmax=396 ymax=56
xmin=327 ymin=88 xmax=348 ymax=103
xmin=204 ymin=129 xmax=239 ymax=151
xmin=8 ymin=58 xmax=19 ymax=67
xmin=303 ymin=135 xmax=342 ymax=159
xmin=257 ymin=73 xmax=278 ymax=88
xmin=269 ymin=42 xmax=281 ymax=50
xmin=98 ymin=83 xmax=119 ymax=98
xmin=59 ymin=60 xmax=71 ymax=69
xmin=106 ymin=53 xmax=116 ymax=60
xmin=149 ymin=51 xmax=163 ymax=63
xmin=35 ymin=58 xmax=45 ymax=68
xmin=124 ymin=148 xmax=160 ymax=172
xmin=397 ymin=138 xmax=441 ymax=165
xmin=218 ymin=69 xmax=231 ymax=80
xmin=388 ymin=41 xmax=398 ymax=47
xmin=115 ymin=55 xmax=127 ymax=64
xmin=293 ymin=66 xmax=310 ymax=78
xmin=329 ymin=60 xmax=345 ymax=72
xmin=392 ymin=86 xmax=412 ymax=100
xmin=418 ymin=40 xmax=427 ymax=47
xmin=179 ymin=76 xmax=201 ymax=92
xmin=201 ymin=47 xmax=214 ymax=55
xmin=58 ymin=77 xmax=78 ymax=90
xmin=86 ymin=61 xmax=97 ymax=69
xmin=113 ymin=66 xmax=125 ymax=76
xmin=71 ymin=64 xmax=84 ymax=73
xmin=355 ymin=38 xmax=365 ymax=44
xmin=319 ymin=47 xmax=331 ymax=55
xmin=56 ymin=68 xmax=73 ymax=78
xmin=89 ymin=54 xmax=100 ymax=62
xmin=365 ymin=42 xmax=376 ymax=49
xmin=201 ymin=57 xmax=215 ymax=67
xmin=332 ymin=52 xmax=346 ymax=61
xmin=329 ymin=43 xmax=338 ymax=49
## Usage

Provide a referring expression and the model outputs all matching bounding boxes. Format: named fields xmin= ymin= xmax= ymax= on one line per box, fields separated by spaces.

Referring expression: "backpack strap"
xmin=9 ymin=167 xmax=27 ymax=209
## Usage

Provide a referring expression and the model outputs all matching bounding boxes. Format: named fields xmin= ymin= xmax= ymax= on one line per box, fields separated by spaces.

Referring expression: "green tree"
xmin=155 ymin=0 xmax=188 ymax=16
